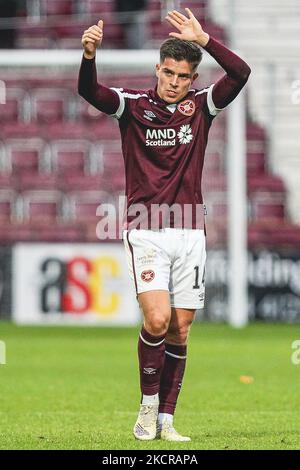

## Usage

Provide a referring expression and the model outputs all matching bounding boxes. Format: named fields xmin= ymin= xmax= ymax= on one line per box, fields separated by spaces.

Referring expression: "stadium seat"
xmin=0 ymin=123 xmax=41 ymax=139
xmin=250 ymin=195 xmax=285 ymax=222
xmin=49 ymin=139 xmax=91 ymax=175
xmin=42 ymin=0 xmax=74 ymax=16
xmin=0 ymin=87 xmax=29 ymax=123
xmin=3 ymin=138 xmax=48 ymax=174
xmin=18 ymin=172 xmax=59 ymax=191
xmin=90 ymin=118 xmax=120 ymax=139
xmin=85 ymin=0 xmax=114 ymax=14
xmin=29 ymin=222 xmax=84 ymax=242
xmin=62 ymin=174 xmax=106 ymax=192
xmin=247 ymin=122 xmax=267 ymax=142
xmin=20 ymin=190 xmax=65 ymax=223
xmin=102 ymin=150 xmax=124 ymax=175
xmin=202 ymin=174 xmax=226 ymax=193
xmin=44 ymin=122 xmax=88 ymax=140
xmin=18 ymin=25 xmax=55 ymax=49
xmin=0 ymin=223 xmax=33 ymax=243
xmin=0 ymin=190 xmax=18 ymax=222
xmin=67 ymin=190 xmax=114 ymax=222
xmin=30 ymin=88 xmax=74 ymax=124
xmin=0 ymin=173 xmax=16 ymax=190
xmin=248 ymin=222 xmax=300 ymax=248
xmin=248 ymin=175 xmax=286 ymax=195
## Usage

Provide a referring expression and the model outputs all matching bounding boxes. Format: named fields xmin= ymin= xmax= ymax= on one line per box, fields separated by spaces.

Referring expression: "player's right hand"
xmin=81 ymin=20 xmax=103 ymax=58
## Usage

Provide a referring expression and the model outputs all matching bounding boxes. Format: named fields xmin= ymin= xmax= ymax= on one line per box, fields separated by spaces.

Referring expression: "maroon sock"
xmin=138 ymin=326 xmax=166 ymax=396
xmin=159 ymin=343 xmax=187 ymax=415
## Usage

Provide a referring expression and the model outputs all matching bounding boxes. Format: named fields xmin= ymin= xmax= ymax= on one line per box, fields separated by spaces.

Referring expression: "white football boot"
xmin=133 ymin=404 xmax=159 ymax=440
xmin=157 ymin=419 xmax=191 ymax=442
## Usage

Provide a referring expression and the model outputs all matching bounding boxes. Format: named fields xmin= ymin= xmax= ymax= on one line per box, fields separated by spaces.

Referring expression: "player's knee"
xmin=144 ymin=310 xmax=169 ymax=336
xmin=166 ymin=323 xmax=191 ymax=344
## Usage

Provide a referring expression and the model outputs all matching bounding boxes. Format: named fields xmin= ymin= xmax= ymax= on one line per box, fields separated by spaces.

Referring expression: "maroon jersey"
xmin=78 ymin=37 xmax=251 ymax=230
xmin=110 ymin=84 xmax=220 ymax=229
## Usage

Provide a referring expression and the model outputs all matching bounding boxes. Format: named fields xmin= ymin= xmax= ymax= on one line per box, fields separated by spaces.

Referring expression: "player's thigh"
xmin=170 ymin=229 xmax=206 ymax=309
xmin=123 ymin=229 xmax=170 ymax=295
xmin=166 ymin=307 xmax=196 ymax=345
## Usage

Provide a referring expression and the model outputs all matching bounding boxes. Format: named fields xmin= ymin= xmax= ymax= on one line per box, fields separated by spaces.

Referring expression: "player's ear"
xmin=192 ymin=72 xmax=199 ymax=83
xmin=155 ymin=63 xmax=161 ymax=78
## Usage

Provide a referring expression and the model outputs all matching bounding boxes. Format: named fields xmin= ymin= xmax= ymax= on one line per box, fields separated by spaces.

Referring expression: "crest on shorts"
xmin=141 ymin=270 xmax=155 ymax=282
xmin=177 ymin=99 xmax=195 ymax=116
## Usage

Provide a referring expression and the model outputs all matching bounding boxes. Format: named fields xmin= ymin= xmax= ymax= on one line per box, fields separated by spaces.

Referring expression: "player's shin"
xmin=138 ymin=326 xmax=166 ymax=402
xmin=158 ymin=343 xmax=187 ymax=419
xmin=133 ymin=326 xmax=166 ymax=440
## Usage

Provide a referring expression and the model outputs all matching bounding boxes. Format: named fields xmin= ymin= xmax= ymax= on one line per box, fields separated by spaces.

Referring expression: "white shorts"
xmin=123 ymin=228 xmax=206 ymax=309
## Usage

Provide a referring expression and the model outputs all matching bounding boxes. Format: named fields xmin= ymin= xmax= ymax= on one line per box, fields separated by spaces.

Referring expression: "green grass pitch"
xmin=0 ymin=321 xmax=299 ymax=450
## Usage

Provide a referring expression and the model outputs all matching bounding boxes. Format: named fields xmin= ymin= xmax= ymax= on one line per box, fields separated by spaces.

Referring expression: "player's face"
xmin=156 ymin=58 xmax=198 ymax=104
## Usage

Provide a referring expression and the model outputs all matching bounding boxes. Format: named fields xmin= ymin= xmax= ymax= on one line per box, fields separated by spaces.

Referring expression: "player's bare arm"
xmin=81 ymin=20 xmax=104 ymax=59
xmin=166 ymin=8 xmax=210 ymax=47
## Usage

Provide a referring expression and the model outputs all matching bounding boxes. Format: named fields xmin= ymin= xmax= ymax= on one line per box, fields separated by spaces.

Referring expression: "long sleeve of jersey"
xmin=203 ymin=37 xmax=251 ymax=109
xmin=78 ymin=55 xmax=120 ymax=114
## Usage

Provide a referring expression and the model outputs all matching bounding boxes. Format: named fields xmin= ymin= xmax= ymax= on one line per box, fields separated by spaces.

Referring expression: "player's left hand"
xmin=166 ymin=8 xmax=210 ymax=47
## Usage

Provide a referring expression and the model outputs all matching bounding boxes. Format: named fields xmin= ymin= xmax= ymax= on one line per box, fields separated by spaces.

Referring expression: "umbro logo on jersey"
xmin=143 ymin=110 xmax=156 ymax=121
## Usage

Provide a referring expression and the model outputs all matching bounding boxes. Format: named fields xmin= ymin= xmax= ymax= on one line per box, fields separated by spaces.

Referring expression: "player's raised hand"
xmin=166 ymin=8 xmax=209 ymax=47
xmin=81 ymin=20 xmax=103 ymax=58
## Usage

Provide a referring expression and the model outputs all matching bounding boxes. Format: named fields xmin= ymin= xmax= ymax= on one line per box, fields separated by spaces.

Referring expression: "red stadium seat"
xmin=250 ymin=195 xmax=285 ymax=222
xmin=85 ymin=0 xmax=114 ymax=14
xmin=248 ymin=175 xmax=286 ymax=195
xmin=247 ymin=122 xmax=267 ymax=142
xmin=3 ymin=138 xmax=47 ymax=175
xmin=0 ymin=223 xmax=33 ymax=243
xmin=45 ymin=122 xmax=88 ymax=140
xmin=68 ymin=190 xmax=114 ymax=222
xmin=0 ymin=87 xmax=29 ymax=123
xmin=247 ymin=140 xmax=266 ymax=175
xmin=102 ymin=150 xmax=124 ymax=175
xmin=42 ymin=0 xmax=73 ymax=16
xmin=202 ymin=174 xmax=226 ymax=193
xmin=90 ymin=118 xmax=120 ymax=139
xmin=30 ymin=88 xmax=74 ymax=124
xmin=0 ymin=173 xmax=16 ymax=190
xmin=0 ymin=123 xmax=41 ymax=139
xmin=30 ymin=222 xmax=84 ymax=242
xmin=18 ymin=25 xmax=55 ymax=49
xmin=62 ymin=174 xmax=107 ymax=192
xmin=20 ymin=190 xmax=64 ymax=223
xmin=50 ymin=139 xmax=91 ymax=175
xmin=248 ymin=222 xmax=300 ymax=248
xmin=0 ymin=190 xmax=17 ymax=222
xmin=18 ymin=172 xmax=59 ymax=191
xmin=271 ymin=225 xmax=300 ymax=247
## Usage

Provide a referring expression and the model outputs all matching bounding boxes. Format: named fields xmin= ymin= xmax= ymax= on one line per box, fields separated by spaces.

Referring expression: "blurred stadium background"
xmin=1 ymin=0 xmax=300 ymax=451
xmin=0 ymin=0 xmax=300 ymax=325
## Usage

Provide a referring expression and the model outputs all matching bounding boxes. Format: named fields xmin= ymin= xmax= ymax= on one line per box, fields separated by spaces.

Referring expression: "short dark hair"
xmin=160 ymin=38 xmax=203 ymax=71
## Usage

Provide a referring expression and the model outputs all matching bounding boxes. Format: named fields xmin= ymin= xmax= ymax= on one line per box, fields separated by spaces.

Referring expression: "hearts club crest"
xmin=177 ymin=99 xmax=195 ymax=116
